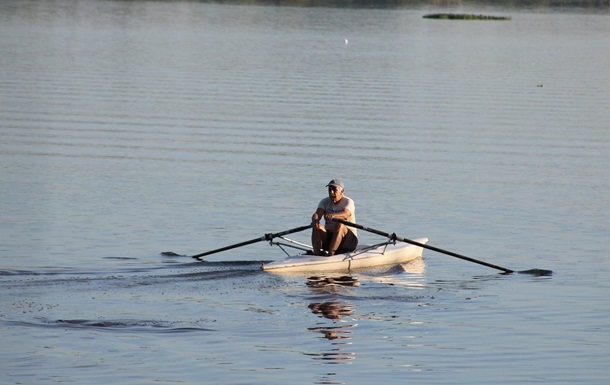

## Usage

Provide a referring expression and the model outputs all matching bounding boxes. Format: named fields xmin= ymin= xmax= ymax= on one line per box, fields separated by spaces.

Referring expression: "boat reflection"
xmin=358 ymin=258 xmax=427 ymax=289
xmin=402 ymin=257 xmax=426 ymax=275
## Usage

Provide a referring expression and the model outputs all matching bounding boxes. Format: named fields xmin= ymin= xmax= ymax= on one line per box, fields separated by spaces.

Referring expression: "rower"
xmin=310 ymin=179 xmax=358 ymax=256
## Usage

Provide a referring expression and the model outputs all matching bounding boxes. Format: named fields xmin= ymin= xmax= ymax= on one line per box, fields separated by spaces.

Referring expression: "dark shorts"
xmin=323 ymin=229 xmax=358 ymax=254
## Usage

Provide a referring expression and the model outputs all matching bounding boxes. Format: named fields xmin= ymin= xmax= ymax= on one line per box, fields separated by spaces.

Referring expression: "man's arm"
xmin=312 ymin=207 xmax=326 ymax=228
xmin=324 ymin=208 xmax=351 ymax=222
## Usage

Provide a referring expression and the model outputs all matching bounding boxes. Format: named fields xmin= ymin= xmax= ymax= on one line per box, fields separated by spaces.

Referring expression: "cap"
xmin=326 ymin=179 xmax=345 ymax=190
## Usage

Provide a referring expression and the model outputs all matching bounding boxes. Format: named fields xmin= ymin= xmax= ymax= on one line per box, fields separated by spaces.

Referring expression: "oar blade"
xmin=518 ymin=268 xmax=553 ymax=276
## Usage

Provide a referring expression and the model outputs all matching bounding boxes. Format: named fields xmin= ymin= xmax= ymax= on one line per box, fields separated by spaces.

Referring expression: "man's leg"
xmin=327 ymin=223 xmax=349 ymax=256
xmin=312 ymin=224 xmax=327 ymax=255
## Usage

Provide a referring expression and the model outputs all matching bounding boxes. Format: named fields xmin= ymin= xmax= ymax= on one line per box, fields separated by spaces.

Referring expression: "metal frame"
xmin=269 ymin=236 xmax=396 ymax=258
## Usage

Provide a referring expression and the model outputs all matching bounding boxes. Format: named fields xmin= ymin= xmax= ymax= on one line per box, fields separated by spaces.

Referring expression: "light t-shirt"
xmin=317 ymin=196 xmax=357 ymax=237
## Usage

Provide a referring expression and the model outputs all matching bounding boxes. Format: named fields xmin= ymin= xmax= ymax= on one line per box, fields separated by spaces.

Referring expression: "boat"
xmin=188 ymin=220 xmax=550 ymax=275
xmin=261 ymin=237 xmax=428 ymax=273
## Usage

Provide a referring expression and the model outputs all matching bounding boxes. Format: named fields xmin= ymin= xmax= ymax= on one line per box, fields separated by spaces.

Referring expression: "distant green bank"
xmin=423 ymin=13 xmax=512 ymax=20
xmin=196 ymin=1 xmax=609 ymax=8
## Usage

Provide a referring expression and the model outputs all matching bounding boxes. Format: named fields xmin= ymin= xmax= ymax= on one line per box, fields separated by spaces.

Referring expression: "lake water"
xmin=1 ymin=1 xmax=609 ymax=384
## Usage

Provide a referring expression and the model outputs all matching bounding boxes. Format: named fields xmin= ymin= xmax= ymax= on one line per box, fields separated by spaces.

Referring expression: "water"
xmin=1 ymin=1 xmax=609 ymax=384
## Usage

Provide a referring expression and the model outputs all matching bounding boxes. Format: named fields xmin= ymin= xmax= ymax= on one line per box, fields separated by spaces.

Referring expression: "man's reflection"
xmin=307 ymin=300 xmax=357 ymax=363
xmin=309 ymin=301 xmax=353 ymax=321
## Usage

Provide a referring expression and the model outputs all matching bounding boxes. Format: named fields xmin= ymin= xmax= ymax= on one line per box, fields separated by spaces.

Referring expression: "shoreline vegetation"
xmin=209 ymin=1 xmax=609 ymax=9
xmin=423 ymin=13 xmax=512 ymax=20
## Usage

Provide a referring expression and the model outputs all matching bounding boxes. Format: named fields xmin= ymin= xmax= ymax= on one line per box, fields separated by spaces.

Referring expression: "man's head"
xmin=326 ymin=179 xmax=344 ymax=203
xmin=326 ymin=179 xmax=344 ymax=191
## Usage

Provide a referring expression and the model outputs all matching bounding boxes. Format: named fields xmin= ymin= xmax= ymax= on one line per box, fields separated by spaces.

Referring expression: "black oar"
xmin=191 ymin=225 xmax=311 ymax=260
xmin=334 ymin=219 xmax=551 ymax=276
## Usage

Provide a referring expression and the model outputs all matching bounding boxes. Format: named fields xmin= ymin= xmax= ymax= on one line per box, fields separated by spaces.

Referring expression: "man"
xmin=311 ymin=179 xmax=358 ymax=256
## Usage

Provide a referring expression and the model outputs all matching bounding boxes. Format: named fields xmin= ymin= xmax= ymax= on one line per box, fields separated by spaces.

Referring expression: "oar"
xmin=191 ymin=225 xmax=311 ymax=260
xmin=333 ymin=219 xmax=551 ymax=276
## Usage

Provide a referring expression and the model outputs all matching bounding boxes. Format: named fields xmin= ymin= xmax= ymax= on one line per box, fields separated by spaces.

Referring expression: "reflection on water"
xmin=307 ymin=300 xmax=357 ymax=363
xmin=402 ymin=258 xmax=426 ymax=275
xmin=304 ymin=348 xmax=356 ymax=362
xmin=309 ymin=301 xmax=354 ymax=322
xmin=306 ymin=275 xmax=360 ymax=288
xmin=310 ymin=324 xmax=353 ymax=341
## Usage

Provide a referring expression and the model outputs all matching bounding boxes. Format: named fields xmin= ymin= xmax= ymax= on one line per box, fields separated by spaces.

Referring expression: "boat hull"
xmin=262 ymin=238 xmax=428 ymax=273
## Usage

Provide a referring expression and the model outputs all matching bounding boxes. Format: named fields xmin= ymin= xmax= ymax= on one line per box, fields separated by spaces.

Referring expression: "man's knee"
xmin=334 ymin=222 xmax=348 ymax=235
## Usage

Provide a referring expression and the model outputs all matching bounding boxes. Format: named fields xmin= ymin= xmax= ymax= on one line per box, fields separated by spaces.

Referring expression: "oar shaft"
xmin=396 ymin=235 xmax=513 ymax=273
xmin=334 ymin=219 xmax=514 ymax=273
xmin=192 ymin=225 xmax=311 ymax=259
xmin=192 ymin=237 xmax=265 ymax=259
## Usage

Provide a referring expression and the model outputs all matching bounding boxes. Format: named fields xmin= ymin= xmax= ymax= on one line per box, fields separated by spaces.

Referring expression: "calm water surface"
xmin=1 ymin=1 xmax=609 ymax=384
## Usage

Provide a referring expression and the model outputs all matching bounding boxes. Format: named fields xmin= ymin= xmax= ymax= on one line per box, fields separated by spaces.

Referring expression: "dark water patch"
xmin=1 ymin=319 xmax=216 ymax=333
xmin=160 ymin=251 xmax=183 ymax=257
xmin=103 ymin=256 xmax=138 ymax=260
xmin=423 ymin=13 xmax=512 ymax=20
xmin=518 ymin=268 xmax=554 ymax=276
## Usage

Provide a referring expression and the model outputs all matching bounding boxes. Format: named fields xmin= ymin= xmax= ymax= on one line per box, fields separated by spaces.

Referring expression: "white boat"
xmin=190 ymin=220 xmax=547 ymax=275
xmin=262 ymin=238 xmax=428 ymax=273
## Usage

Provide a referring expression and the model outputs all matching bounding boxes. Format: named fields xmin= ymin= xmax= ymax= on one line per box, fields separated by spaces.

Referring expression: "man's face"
xmin=328 ymin=186 xmax=343 ymax=204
